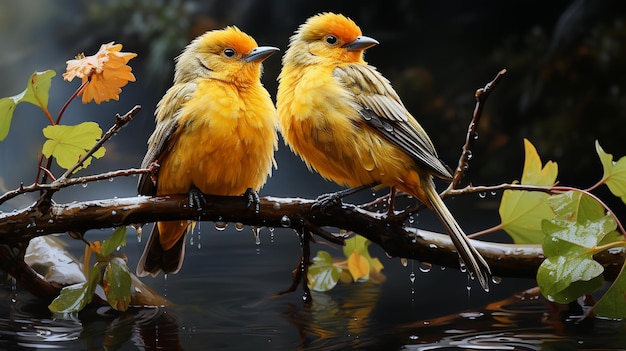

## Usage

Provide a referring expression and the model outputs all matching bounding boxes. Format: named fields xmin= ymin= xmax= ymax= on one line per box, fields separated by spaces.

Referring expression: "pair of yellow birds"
xmin=136 ymin=13 xmax=492 ymax=291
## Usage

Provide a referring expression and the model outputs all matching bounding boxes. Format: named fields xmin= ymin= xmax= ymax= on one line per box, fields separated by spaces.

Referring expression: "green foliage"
xmin=499 ymin=138 xmax=558 ymax=244
xmin=308 ymin=251 xmax=342 ymax=292
xmin=596 ymin=141 xmax=626 ymax=204
xmin=42 ymin=122 xmax=106 ymax=171
xmin=0 ymin=70 xmax=56 ymax=141
xmin=48 ymin=227 xmax=132 ymax=313
xmin=103 ymin=257 xmax=132 ymax=311
xmin=537 ymin=192 xmax=615 ymax=303
xmin=308 ymin=235 xmax=385 ymax=292
xmin=499 ymin=140 xmax=626 ymax=318
xmin=593 ymin=262 xmax=626 ymax=319
xmin=49 ymin=261 xmax=103 ymax=314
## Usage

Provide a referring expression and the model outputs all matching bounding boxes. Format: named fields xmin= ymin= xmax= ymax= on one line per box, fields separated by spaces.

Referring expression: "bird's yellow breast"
xmin=277 ymin=64 xmax=418 ymax=190
xmin=158 ymin=80 xmax=277 ymax=196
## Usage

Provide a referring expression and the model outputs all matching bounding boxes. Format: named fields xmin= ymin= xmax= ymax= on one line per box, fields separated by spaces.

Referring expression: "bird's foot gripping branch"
xmin=0 ymin=37 xmax=625 ymax=320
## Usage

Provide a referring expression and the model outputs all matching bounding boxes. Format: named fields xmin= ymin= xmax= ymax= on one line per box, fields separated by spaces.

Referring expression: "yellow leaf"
xmin=42 ymin=122 xmax=106 ymax=170
xmin=596 ymin=141 xmax=626 ymax=204
xmin=499 ymin=139 xmax=559 ymax=244
xmin=347 ymin=249 xmax=369 ymax=282
xmin=521 ymin=138 xmax=558 ymax=186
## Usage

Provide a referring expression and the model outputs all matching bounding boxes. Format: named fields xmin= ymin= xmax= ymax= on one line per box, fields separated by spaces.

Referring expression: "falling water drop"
xmin=163 ymin=274 xmax=168 ymax=298
xmin=196 ymin=222 xmax=202 ymax=249
xmin=409 ymin=272 xmax=416 ymax=283
xmin=418 ymin=262 xmax=432 ymax=273
xmin=459 ymin=258 xmax=467 ymax=273
xmin=269 ymin=227 xmax=275 ymax=243
xmin=492 ymin=276 xmax=502 ymax=285
xmin=252 ymin=227 xmax=261 ymax=246
xmin=10 ymin=277 xmax=17 ymax=303
xmin=400 ymin=258 xmax=408 ymax=267
xmin=111 ymin=210 xmax=117 ymax=216
xmin=280 ymin=215 xmax=291 ymax=227
xmin=214 ymin=221 xmax=228 ymax=231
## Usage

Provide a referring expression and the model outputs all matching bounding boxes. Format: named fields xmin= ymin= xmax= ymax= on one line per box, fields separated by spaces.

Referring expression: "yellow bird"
xmin=276 ymin=13 xmax=491 ymax=290
xmin=137 ymin=27 xmax=279 ymax=277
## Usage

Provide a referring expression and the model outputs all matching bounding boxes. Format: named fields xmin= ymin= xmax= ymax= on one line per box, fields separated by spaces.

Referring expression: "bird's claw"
xmin=244 ymin=188 xmax=260 ymax=213
xmin=188 ymin=187 xmax=206 ymax=210
xmin=312 ymin=192 xmax=343 ymax=215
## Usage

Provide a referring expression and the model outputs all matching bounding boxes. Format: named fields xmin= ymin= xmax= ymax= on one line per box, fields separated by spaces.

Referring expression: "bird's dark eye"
xmin=325 ymin=35 xmax=338 ymax=45
xmin=223 ymin=48 xmax=236 ymax=58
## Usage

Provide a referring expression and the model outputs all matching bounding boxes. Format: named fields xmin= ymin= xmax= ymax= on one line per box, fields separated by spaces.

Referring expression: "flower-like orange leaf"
xmin=63 ymin=42 xmax=137 ymax=104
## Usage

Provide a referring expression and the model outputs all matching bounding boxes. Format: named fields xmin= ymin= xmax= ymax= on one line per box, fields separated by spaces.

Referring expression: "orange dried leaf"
xmin=347 ymin=249 xmax=369 ymax=282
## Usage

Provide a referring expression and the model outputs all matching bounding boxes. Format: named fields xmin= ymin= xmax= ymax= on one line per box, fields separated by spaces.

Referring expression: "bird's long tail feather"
xmin=423 ymin=180 xmax=491 ymax=291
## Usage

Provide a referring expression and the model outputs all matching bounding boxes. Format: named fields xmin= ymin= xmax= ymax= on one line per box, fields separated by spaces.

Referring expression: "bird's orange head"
xmin=173 ymin=26 xmax=278 ymax=88
xmin=284 ymin=12 xmax=378 ymax=66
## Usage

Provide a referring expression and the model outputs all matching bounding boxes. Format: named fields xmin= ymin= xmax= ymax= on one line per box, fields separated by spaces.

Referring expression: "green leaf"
xmin=100 ymin=227 xmax=127 ymax=258
xmin=500 ymin=139 xmax=558 ymax=244
xmin=48 ymin=263 xmax=102 ymax=313
xmin=537 ymin=192 xmax=618 ymax=304
xmin=48 ymin=282 xmax=91 ymax=314
xmin=593 ymin=260 xmax=626 ymax=319
xmin=596 ymin=141 xmax=626 ymax=204
xmin=19 ymin=70 xmax=56 ymax=110
xmin=537 ymin=234 xmax=604 ymax=303
xmin=0 ymin=97 xmax=18 ymax=141
xmin=308 ymin=250 xmax=342 ymax=292
xmin=0 ymin=70 xmax=56 ymax=142
xmin=42 ymin=122 xmax=106 ymax=170
xmin=103 ymin=257 xmax=132 ymax=311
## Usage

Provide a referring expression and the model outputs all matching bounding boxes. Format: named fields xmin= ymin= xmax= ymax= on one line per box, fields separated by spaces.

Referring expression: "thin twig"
xmin=0 ymin=168 xmax=150 ymax=205
xmin=446 ymin=69 xmax=507 ymax=192
xmin=57 ymin=105 xmax=141 ymax=181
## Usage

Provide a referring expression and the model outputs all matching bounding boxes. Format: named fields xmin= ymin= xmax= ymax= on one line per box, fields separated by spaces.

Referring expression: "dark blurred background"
xmin=1 ymin=0 xmax=626 ymax=219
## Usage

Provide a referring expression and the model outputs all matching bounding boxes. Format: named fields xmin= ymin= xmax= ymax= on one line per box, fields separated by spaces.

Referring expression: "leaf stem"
xmin=468 ymin=223 xmax=503 ymax=239
xmin=56 ymin=80 xmax=88 ymax=125
xmin=593 ymin=240 xmax=626 ymax=254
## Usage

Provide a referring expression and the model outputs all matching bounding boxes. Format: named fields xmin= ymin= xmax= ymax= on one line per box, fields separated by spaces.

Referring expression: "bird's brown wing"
xmin=334 ymin=64 xmax=453 ymax=180
xmin=137 ymin=83 xmax=196 ymax=195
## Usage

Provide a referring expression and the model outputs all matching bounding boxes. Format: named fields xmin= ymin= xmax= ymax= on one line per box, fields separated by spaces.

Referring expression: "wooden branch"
xmin=1 ymin=193 xmax=623 ymax=292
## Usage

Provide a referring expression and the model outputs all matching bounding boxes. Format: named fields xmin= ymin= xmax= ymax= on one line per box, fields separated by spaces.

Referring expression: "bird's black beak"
xmin=242 ymin=46 xmax=280 ymax=63
xmin=342 ymin=36 xmax=379 ymax=51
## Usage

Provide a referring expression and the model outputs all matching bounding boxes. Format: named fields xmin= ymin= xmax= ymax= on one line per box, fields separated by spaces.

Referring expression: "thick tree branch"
xmin=1 ymin=193 xmax=623 ymax=292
